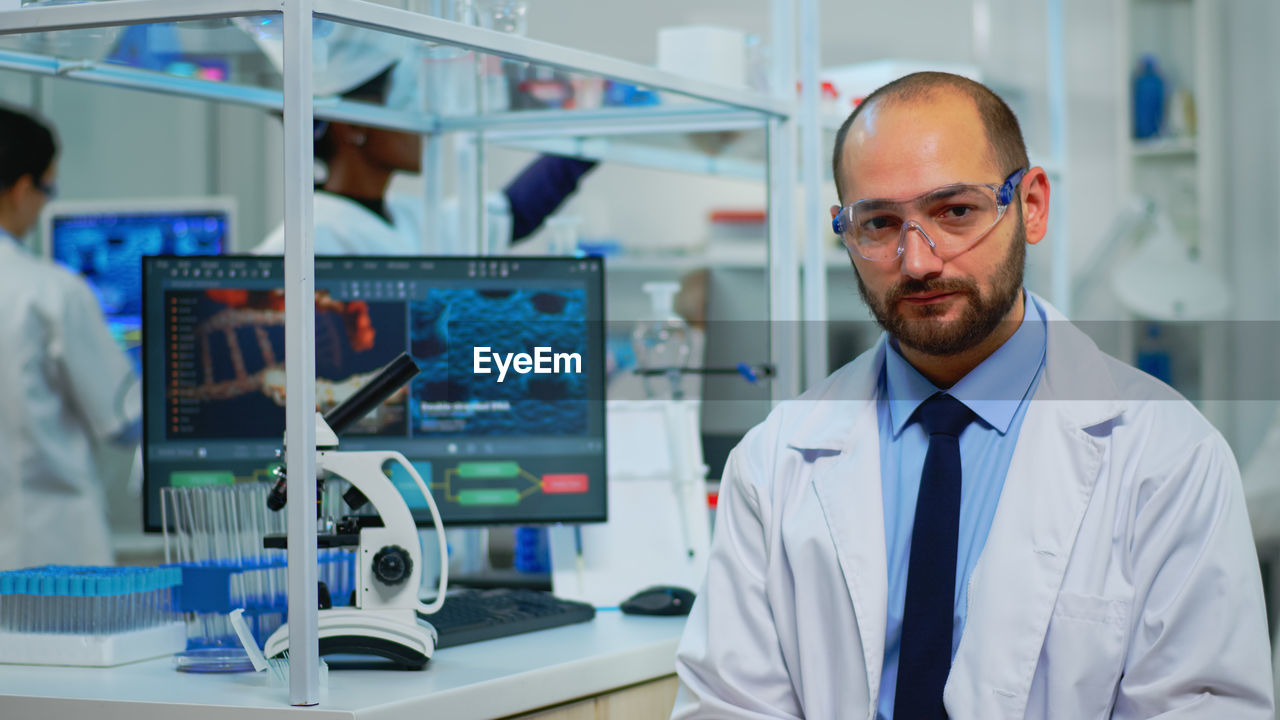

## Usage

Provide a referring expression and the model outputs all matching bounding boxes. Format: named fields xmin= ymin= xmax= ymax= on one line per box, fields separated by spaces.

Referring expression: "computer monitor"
xmin=42 ymin=197 xmax=234 ymax=369
xmin=140 ymin=255 xmax=607 ymax=532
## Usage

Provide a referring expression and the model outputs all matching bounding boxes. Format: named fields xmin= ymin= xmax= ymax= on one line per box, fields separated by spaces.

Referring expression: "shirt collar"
xmin=885 ymin=290 xmax=1047 ymax=436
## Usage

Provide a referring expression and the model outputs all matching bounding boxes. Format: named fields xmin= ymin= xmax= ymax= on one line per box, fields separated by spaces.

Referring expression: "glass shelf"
xmin=0 ymin=0 xmax=793 ymax=177
xmin=603 ymin=245 xmax=851 ymax=273
xmin=1130 ymin=136 xmax=1197 ymax=158
xmin=0 ymin=0 xmax=788 ymax=116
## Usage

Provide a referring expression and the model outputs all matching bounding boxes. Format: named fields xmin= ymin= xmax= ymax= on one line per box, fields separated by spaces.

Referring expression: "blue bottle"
xmin=513 ymin=527 xmax=551 ymax=573
xmin=1132 ymin=54 xmax=1165 ymax=140
xmin=1135 ymin=322 xmax=1173 ymax=385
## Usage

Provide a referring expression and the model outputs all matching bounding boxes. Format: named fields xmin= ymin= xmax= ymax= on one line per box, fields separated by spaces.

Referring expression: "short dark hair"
xmin=831 ymin=72 xmax=1028 ymax=203
xmin=0 ymin=104 xmax=57 ymax=193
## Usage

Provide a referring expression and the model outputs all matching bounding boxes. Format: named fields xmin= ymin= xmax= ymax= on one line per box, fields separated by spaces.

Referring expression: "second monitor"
xmin=43 ymin=197 xmax=233 ymax=369
xmin=141 ymin=255 xmax=607 ymax=532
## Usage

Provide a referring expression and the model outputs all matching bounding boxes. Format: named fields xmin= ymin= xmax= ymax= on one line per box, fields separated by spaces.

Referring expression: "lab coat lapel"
xmin=793 ymin=338 xmax=888 ymax=715
xmin=947 ymin=297 xmax=1121 ymax=717
xmin=317 ymin=191 xmax=404 ymax=254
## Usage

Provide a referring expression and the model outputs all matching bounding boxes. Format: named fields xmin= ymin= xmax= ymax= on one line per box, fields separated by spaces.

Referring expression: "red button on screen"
xmin=542 ymin=474 xmax=589 ymax=494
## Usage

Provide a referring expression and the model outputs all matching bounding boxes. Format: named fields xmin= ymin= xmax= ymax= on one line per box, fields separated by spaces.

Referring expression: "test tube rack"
xmin=161 ymin=482 xmax=357 ymax=650
xmin=0 ymin=565 xmax=187 ymax=667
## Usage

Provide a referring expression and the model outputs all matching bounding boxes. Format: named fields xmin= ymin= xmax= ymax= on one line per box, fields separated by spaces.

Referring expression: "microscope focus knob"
xmin=372 ymin=545 xmax=413 ymax=586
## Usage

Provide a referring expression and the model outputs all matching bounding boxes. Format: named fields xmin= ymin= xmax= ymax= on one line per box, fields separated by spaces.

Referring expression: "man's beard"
xmin=855 ymin=216 xmax=1026 ymax=357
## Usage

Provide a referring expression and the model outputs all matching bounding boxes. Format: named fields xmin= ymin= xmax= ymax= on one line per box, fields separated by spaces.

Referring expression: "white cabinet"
xmin=1119 ymin=0 xmax=1223 ymax=260
xmin=1113 ymin=0 xmax=1229 ymax=426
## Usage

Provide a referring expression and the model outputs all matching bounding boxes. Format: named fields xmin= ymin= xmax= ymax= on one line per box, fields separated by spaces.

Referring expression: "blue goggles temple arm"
xmin=832 ymin=167 xmax=1028 ymax=236
xmin=997 ymin=167 xmax=1027 ymax=206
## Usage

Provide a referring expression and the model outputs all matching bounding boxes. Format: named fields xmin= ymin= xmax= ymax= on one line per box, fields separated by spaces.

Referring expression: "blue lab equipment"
xmin=1135 ymin=322 xmax=1174 ymax=385
xmin=603 ymin=81 xmax=660 ymax=107
xmin=1133 ymin=54 xmax=1165 ymax=140
xmin=514 ymin=526 xmax=552 ymax=573
xmin=171 ymin=549 xmax=356 ymax=649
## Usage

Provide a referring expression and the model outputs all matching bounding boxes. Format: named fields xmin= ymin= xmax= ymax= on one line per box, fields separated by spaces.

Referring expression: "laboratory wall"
xmin=1222 ymin=0 xmax=1280 ymax=466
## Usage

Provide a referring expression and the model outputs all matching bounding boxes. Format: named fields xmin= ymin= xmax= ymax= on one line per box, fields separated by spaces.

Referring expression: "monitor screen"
xmin=44 ymin=199 xmax=232 ymax=369
xmin=141 ymin=255 xmax=607 ymax=532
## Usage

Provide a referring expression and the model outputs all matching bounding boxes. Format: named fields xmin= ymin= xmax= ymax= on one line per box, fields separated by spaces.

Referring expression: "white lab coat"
xmin=673 ymin=293 xmax=1273 ymax=720
xmin=1244 ymin=406 xmax=1280 ymax=548
xmin=0 ymin=237 xmax=140 ymax=571
xmin=1242 ymin=406 xmax=1280 ymax=705
xmin=252 ymin=190 xmax=512 ymax=256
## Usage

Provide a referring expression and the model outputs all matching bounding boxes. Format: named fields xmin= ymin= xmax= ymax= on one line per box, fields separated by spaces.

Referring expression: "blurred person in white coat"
xmin=672 ymin=73 xmax=1273 ymax=719
xmin=0 ymin=105 xmax=141 ymax=571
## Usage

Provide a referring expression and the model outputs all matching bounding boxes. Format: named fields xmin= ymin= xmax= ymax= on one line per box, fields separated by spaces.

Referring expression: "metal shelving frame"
xmin=0 ymin=0 xmax=817 ymax=706
xmin=1113 ymin=0 xmax=1228 ymax=432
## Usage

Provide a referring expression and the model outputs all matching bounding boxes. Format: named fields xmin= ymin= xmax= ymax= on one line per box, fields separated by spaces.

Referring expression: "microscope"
xmin=261 ymin=353 xmax=448 ymax=670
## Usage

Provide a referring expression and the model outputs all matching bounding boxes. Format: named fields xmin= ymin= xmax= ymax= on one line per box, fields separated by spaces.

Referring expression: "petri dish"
xmin=173 ymin=647 xmax=256 ymax=673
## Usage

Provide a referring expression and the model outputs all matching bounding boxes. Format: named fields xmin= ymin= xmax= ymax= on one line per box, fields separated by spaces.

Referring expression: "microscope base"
xmin=263 ymin=607 xmax=436 ymax=670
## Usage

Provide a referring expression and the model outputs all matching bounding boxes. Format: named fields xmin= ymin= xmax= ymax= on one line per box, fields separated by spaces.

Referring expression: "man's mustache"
xmin=886 ymin=277 xmax=978 ymax=304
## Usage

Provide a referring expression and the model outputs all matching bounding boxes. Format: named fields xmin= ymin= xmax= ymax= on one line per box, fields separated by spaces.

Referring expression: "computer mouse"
xmin=620 ymin=585 xmax=696 ymax=616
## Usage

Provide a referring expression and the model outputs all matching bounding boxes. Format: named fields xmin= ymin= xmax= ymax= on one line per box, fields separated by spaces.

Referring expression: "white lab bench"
xmin=0 ymin=612 xmax=684 ymax=719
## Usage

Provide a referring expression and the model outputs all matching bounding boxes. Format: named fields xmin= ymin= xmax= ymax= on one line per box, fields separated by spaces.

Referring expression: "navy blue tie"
xmin=894 ymin=393 xmax=974 ymax=720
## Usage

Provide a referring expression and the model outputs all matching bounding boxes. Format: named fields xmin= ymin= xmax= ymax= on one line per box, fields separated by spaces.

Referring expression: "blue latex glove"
xmin=504 ymin=155 xmax=598 ymax=242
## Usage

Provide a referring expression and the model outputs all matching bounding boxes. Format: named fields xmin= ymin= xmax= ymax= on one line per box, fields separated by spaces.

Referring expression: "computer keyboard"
xmin=420 ymin=587 xmax=596 ymax=649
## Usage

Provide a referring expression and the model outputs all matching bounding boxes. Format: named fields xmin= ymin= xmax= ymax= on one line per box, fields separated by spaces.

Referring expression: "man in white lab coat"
xmin=672 ymin=73 xmax=1273 ymax=719
xmin=0 ymin=105 xmax=141 ymax=570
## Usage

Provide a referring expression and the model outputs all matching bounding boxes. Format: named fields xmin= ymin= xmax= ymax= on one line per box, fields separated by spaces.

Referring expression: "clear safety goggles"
xmin=832 ymin=168 xmax=1027 ymax=262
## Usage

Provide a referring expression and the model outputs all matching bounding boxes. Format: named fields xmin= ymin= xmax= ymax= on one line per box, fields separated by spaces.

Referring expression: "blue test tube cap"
xmin=55 ymin=575 xmax=69 ymax=596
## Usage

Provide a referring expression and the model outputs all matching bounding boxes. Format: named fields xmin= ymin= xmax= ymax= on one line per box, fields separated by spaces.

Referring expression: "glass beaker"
xmin=474 ymin=0 xmax=529 ymax=110
xmin=632 ymin=282 xmax=693 ymax=399
xmin=545 ymin=215 xmax=582 ymax=256
xmin=476 ymin=0 xmax=527 ymax=36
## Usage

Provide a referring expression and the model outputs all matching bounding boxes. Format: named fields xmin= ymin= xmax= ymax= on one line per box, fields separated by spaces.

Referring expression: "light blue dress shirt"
xmin=875 ymin=292 xmax=1047 ymax=720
